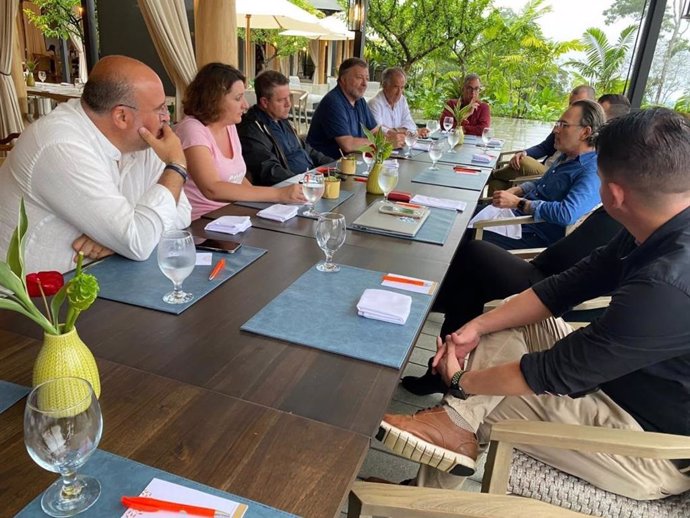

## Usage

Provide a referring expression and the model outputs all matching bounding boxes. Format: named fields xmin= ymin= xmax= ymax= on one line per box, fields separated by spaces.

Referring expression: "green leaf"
xmin=6 ymin=198 xmax=27 ymax=278
xmin=0 ymin=261 xmax=27 ymax=300
xmin=0 ymin=296 xmax=58 ymax=334
xmin=50 ymin=283 xmax=68 ymax=328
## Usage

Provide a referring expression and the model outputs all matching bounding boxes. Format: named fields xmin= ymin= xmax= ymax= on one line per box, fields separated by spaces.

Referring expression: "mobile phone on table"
xmin=194 ymin=238 xmax=242 ymax=253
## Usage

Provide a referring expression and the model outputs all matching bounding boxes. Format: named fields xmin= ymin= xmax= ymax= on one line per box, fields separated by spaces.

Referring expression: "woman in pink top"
xmin=175 ymin=63 xmax=304 ymax=220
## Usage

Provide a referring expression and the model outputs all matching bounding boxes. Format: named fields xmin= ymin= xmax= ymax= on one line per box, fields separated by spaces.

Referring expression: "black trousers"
xmin=435 ymin=239 xmax=548 ymax=337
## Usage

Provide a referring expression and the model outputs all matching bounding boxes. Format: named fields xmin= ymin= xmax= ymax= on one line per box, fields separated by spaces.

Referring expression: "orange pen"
xmin=121 ymin=496 xmax=232 ymax=517
xmin=383 ymin=275 xmax=426 ymax=286
xmin=208 ymin=258 xmax=226 ymax=281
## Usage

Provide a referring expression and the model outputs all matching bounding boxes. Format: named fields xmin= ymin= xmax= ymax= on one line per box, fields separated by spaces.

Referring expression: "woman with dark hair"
xmin=175 ymin=62 xmax=305 ymax=220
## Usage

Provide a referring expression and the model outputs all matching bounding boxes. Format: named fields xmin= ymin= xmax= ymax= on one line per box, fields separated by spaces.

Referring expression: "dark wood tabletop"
xmin=0 ymin=330 xmax=367 ymax=518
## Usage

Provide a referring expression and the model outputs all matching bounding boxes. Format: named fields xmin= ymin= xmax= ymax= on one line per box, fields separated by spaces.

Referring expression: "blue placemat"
xmin=411 ymin=146 xmax=499 ymax=168
xmin=81 ymin=246 xmax=267 ymax=315
xmin=233 ymin=189 xmax=354 ymax=219
xmin=16 ymin=449 xmax=295 ymax=518
xmin=349 ymin=205 xmax=457 ymax=245
xmin=241 ymin=264 xmax=434 ymax=369
xmin=390 ymin=148 xmax=426 ymax=159
xmin=412 ymin=167 xmax=490 ymax=191
xmin=0 ymin=380 xmax=29 ymax=413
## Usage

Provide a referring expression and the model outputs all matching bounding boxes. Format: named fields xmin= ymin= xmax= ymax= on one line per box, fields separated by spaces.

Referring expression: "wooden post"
xmin=317 ymin=40 xmax=326 ymax=84
xmin=194 ymin=0 xmax=237 ymax=68
xmin=12 ymin=16 xmax=28 ymax=120
xmin=334 ymin=40 xmax=343 ymax=72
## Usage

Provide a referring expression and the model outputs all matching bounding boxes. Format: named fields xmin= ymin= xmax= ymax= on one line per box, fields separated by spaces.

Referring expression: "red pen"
xmin=208 ymin=258 xmax=226 ymax=281
xmin=354 ymin=177 xmax=367 ymax=182
xmin=121 ymin=496 xmax=232 ymax=518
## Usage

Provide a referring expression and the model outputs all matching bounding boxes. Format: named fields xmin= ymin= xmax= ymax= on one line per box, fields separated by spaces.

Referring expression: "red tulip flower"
xmin=26 ymin=271 xmax=65 ymax=297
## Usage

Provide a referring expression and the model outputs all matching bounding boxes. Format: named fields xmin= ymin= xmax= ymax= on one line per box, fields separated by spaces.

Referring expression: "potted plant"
xmin=322 ymin=167 xmax=341 ymax=199
xmin=0 ymin=200 xmax=101 ymax=398
xmin=443 ymin=100 xmax=473 ymax=146
xmin=25 ymin=59 xmax=37 ymax=86
xmin=358 ymin=126 xmax=394 ymax=194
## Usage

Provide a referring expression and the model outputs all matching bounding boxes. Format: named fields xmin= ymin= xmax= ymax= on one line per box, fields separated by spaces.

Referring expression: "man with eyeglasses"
xmin=0 ymin=55 xmax=191 ymax=273
xmin=487 ymin=85 xmax=595 ymax=194
xmin=439 ymin=73 xmax=491 ymax=136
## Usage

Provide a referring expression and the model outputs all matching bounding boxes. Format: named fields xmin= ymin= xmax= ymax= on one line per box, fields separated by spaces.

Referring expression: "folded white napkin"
xmin=257 ymin=204 xmax=299 ymax=222
xmin=472 ymin=153 xmax=492 ymax=164
xmin=357 ymin=289 xmax=412 ymax=325
xmin=204 ymin=216 xmax=252 ymax=235
xmin=382 ymin=159 xmax=399 ymax=169
xmin=411 ymin=195 xmax=467 ymax=212
xmin=469 ymin=205 xmax=522 ymax=239
xmin=487 ymin=138 xmax=503 ymax=148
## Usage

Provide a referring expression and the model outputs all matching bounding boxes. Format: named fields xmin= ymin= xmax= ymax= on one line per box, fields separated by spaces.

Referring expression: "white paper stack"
xmin=412 ymin=140 xmax=432 ymax=151
xmin=356 ymin=289 xmax=412 ymax=325
xmin=411 ymin=195 xmax=467 ymax=212
xmin=204 ymin=216 xmax=252 ymax=235
xmin=257 ymin=204 xmax=300 ymax=222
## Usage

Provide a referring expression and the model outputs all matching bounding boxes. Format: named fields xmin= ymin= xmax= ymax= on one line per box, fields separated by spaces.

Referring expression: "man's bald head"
xmin=82 ymin=55 xmax=162 ymax=114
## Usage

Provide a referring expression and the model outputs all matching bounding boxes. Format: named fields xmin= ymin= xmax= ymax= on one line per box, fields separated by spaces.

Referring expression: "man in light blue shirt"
xmin=483 ymin=99 xmax=605 ymax=249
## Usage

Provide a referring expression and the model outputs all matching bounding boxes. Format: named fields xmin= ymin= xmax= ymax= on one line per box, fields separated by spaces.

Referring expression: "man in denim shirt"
xmin=378 ymin=108 xmax=690 ymax=500
xmin=481 ymin=99 xmax=605 ymax=249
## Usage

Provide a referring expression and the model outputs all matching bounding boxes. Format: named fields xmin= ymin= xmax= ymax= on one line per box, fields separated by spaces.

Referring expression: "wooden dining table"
xmin=0 ymin=142 xmax=491 ymax=517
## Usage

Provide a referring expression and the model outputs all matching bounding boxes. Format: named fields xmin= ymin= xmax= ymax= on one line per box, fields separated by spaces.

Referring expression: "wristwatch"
xmin=517 ymin=198 xmax=527 ymax=212
xmin=449 ymin=370 xmax=471 ymax=400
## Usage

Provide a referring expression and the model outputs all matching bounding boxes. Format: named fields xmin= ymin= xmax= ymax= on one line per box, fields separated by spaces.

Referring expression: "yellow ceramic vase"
xmin=366 ymin=162 xmax=384 ymax=194
xmin=33 ymin=328 xmax=101 ymax=399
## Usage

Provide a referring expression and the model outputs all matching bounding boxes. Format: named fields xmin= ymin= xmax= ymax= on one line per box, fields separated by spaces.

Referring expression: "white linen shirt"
xmin=0 ymin=99 xmax=191 ymax=273
xmin=367 ymin=90 xmax=418 ymax=133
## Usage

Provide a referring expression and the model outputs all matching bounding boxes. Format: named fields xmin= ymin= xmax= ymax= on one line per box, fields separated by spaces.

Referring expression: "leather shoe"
xmin=401 ymin=357 xmax=447 ymax=396
xmin=376 ymin=406 xmax=478 ymax=476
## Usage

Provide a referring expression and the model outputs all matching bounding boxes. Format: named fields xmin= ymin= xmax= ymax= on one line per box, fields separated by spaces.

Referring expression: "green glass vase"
xmin=366 ymin=162 xmax=384 ymax=194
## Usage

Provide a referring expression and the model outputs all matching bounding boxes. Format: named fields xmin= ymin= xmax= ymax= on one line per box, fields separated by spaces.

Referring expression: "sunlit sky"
xmin=493 ymin=0 xmax=635 ymax=42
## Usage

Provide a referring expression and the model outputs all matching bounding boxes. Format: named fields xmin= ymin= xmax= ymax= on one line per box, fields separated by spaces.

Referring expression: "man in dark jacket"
xmin=237 ymin=71 xmax=333 ymax=186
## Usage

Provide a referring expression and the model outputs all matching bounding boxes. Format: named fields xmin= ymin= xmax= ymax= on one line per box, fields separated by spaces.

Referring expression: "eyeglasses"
xmin=116 ymin=103 xmax=170 ymax=117
xmin=553 ymin=120 xmax=584 ymax=129
xmin=465 ymin=86 xmax=482 ymax=92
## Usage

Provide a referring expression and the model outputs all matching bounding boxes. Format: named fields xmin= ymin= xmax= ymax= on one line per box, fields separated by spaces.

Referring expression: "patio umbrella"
xmin=279 ymin=14 xmax=354 ymax=41
xmin=236 ymin=0 xmax=324 ymax=75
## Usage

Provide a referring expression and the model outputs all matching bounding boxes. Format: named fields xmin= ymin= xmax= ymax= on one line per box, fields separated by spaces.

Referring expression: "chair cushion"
xmin=508 ymin=450 xmax=690 ymax=518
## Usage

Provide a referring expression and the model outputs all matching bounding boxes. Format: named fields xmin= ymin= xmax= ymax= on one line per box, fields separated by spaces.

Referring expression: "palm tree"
xmin=566 ymin=25 xmax=637 ymax=94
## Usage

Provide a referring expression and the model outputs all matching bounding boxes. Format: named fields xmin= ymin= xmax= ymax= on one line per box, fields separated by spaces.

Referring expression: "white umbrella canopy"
xmin=279 ymin=13 xmax=354 ymax=40
xmin=236 ymin=0 xmax=325 ymax=75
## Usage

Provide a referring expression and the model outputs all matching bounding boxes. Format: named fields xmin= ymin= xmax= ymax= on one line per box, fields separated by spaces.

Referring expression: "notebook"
xmin=352 ymin=201 xmax=430 ymax=237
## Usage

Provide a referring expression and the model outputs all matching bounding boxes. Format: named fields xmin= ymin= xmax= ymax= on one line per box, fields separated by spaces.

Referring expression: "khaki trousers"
xmin=487 ymin=156 xmax=547 ymax=194
xmin=417 ymin=318 xmax=690 ymax=500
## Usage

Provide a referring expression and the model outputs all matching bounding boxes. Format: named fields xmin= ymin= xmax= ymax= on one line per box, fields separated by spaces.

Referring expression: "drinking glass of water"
xmin=24 ymin=377 xmax=103 ymax=517
xmin=426 ymin=120 xmax=440 ymax=136
xmin=362 ymin=151 xmax=374 ymax=174
xmin=38 ymin=71 xmax=47 ymax=83
xmin=315 ymin=212 xmax=346 ymax=273
xmin=447 ymin=130 xmax=460 ymax=153
xmin=404 ymin=130 xmax=418 ymax=157
xmin=378 ymin=164 xmax=399 ymax=206
xmin=157 ymin=229 xmax=195 ymax=304
xmin=428 ymin=141 xmax=445 ymax=170
xmin=301 ymin=172 xmax=325 ymax=217
xmin=443 ymin=116 xmax=454 ymax=133
xmin=481 ymin=127 xmax=494 ymax=151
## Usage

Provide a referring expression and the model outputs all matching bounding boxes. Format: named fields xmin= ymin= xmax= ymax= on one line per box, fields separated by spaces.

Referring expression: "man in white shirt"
xmin=0 ymin=55 xmax=191 ymax=273
xmin=368 ymin=67 xmax=428 ymax=137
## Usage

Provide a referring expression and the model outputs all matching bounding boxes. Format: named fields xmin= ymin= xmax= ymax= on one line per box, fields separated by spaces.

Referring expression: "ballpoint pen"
xmin=121 ymin=496 xmax=233 ymax=518
xmin=382 ymin=275 xmax=426 ymax=287
xmin=208 ymin=258 xmax=226 ymax=281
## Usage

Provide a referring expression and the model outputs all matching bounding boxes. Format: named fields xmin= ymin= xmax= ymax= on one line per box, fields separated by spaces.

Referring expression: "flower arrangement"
xmin=443 ymin=100 xmax=474 ymax=126
xmin=0 ymin=200 xmax=99 ymax=336
xmin=358 ymin=125 xmax=393 ymax=164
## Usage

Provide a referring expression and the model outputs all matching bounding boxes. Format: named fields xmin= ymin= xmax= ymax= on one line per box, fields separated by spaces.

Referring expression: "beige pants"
xmin=417 ymin=318 xmax=690 ymax=500
xmin=487 ymin=156 xmax=547 ymax=194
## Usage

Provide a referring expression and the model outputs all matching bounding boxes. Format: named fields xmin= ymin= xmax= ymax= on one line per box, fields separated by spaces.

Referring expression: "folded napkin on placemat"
xmin=487 ymin=138 xmax=504 ymax=148
xmin=0 ymin=380 xmax=29 ymax=414
xmin=471 ymin=153 xmax=493 ymax=164
xmin=257 ymin=204 xmax=299 ymax=222
xmin=357 ymin=289 xmax=412 ymax=325
xmin=205 ymin=216 xmax=252 ymax=235
xmin=15 ymin=450 xmax=296 ymax=518
xmin=411 ymin=195 xmax=467 ymax=212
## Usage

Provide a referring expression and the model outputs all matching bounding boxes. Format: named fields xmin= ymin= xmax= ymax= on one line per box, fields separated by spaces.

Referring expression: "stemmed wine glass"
xmin=404 ymin=130 xmax=418 ymax=158
xmin=428 ymin=141 xmax=445 ymax=170
xmin=157 ymin=229 xmax=195 ymax=304
xmin=426 ymin=120 xmax=440 ymax=136
xmin=378 ymin=164 xmax=399 ymax=207
xmin=38 ymin=71 xmax=47 ymax=83
xmin=481 ymin=127 xmax=494 ymax=151
xmin=301 ymin=172 xmax=325 ymax=217
xmin=24 ymin=377 xmax=103 ymax=517
xmin=315 ymin=212 xmax=346 ymax=273
xmin=443 ymin=116 xmax=454 ymax=134
xmin=447 ymin=129 xmax=460 ymax=154
xmin=362 ymin=151 xmax=374 ymax=175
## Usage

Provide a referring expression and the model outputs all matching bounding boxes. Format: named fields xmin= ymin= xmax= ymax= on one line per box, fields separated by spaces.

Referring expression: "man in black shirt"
xmin=237 ymin=71 xmax=332 ymax=186
xmin=378 ymin=108 xmax=690 ymax=499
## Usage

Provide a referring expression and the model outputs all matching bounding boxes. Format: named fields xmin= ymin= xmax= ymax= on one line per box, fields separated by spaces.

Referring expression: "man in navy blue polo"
xmin=307 ymin=58 xmax=404 ymax=158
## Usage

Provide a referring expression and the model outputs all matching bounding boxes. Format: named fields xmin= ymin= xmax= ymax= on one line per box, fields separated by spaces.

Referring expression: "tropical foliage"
xmin=24 ymin=0 xmax=84 ymax=42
